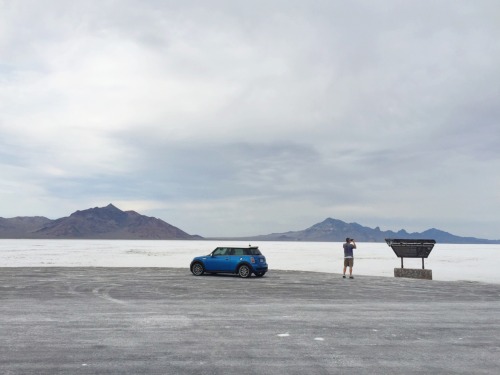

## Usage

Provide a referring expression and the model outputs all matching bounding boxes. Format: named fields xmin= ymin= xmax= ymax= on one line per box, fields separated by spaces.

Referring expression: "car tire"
xmin=255 ymin=272 xmax=266 ymax=277
xmin=191 ymin=262 xmax=205 ymax=276
xmin=238 ymin=264 xmax=251 ymax=278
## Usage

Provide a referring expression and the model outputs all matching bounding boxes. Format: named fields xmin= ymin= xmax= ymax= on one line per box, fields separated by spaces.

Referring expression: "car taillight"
xmin=250 ymin=257 xmax=255 ymax=263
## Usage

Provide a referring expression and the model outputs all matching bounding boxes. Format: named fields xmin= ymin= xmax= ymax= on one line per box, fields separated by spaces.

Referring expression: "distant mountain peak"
xmin=1 ymin=204 xmax=202 ymax=240
xmin=246 ymin=218 xmax=500 ymax=244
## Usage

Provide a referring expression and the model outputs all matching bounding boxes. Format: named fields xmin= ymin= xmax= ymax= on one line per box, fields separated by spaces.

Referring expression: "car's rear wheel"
xmin=191 ymin=262 xmax=205 ymax=276
xmin=238 ymin=264 xmax=251 ymax=278
xmin=255 ymin=272 xmax=266 ymax=277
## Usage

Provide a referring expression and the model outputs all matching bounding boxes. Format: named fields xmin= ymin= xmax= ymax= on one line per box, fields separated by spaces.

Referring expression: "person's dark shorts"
xmin=344 ymin=258 xmax=354 ymax=267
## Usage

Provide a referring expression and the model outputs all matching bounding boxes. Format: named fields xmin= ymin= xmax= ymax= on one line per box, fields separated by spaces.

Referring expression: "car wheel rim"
xmin=239 ymin=266 xmax=250 ymax=278
xmin=193 ymin=264 xmax=203 ymax=275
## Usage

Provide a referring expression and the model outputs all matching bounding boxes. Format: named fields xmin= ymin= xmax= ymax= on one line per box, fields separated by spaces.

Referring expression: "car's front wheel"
xmin=238 ymin=264 xmax=251 ymax=278
xmin=191 ymin=262 xmax=205 ymax=276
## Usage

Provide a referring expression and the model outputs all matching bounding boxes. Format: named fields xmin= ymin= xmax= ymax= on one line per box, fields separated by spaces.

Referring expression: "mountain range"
xmin=1 ymin=204 xmax=498 ymax=243
xmin=0 ymin=204 xmax=201 ymax=240
xmin=238 ymin=218 xmax=500 ymax=244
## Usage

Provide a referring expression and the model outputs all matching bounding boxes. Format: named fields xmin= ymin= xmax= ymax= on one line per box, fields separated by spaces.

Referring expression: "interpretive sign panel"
xmin=385 ymin=239 xmax=436 ymax=270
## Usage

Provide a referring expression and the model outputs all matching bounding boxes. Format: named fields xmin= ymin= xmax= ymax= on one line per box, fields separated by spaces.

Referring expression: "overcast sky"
xmin=1 ymin=0 xmax=499 ymax=239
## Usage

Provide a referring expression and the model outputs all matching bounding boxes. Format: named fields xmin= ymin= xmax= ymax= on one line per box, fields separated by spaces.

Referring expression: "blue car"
xmin=190 ymin=246 xmax=268 ymax=278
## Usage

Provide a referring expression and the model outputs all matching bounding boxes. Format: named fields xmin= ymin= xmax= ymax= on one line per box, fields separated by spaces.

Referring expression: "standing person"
xmin=343 ymin=238 xmax=356 ymax=279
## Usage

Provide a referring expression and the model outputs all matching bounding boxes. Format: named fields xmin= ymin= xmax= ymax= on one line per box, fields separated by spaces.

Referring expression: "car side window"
xmin=246 ymin=248 xmax=261 ymax=255
xmin=232 ymin=248 xmax=244 ymax=256
xmin=213 ymin=248 xmax=228 ymax=256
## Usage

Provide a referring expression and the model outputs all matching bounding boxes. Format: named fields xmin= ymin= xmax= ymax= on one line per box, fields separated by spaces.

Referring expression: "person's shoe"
xmin=349 ymin=276 xmax=354 ymax=279
xmin=342 ymin=275 xmax=346 ymax=278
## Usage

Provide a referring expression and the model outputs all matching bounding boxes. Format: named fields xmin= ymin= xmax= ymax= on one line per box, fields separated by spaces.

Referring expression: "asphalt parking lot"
xmin=1 ymin=267 xmax=499 ymax=375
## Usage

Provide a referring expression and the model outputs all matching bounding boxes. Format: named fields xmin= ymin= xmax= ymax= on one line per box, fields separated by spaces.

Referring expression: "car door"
xmin=204 ymin=247 xmax=232 ymax=272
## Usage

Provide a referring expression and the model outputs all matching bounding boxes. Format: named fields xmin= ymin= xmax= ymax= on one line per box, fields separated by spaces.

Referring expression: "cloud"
xmin=1 ymin=0 xmax=499 ymax=238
